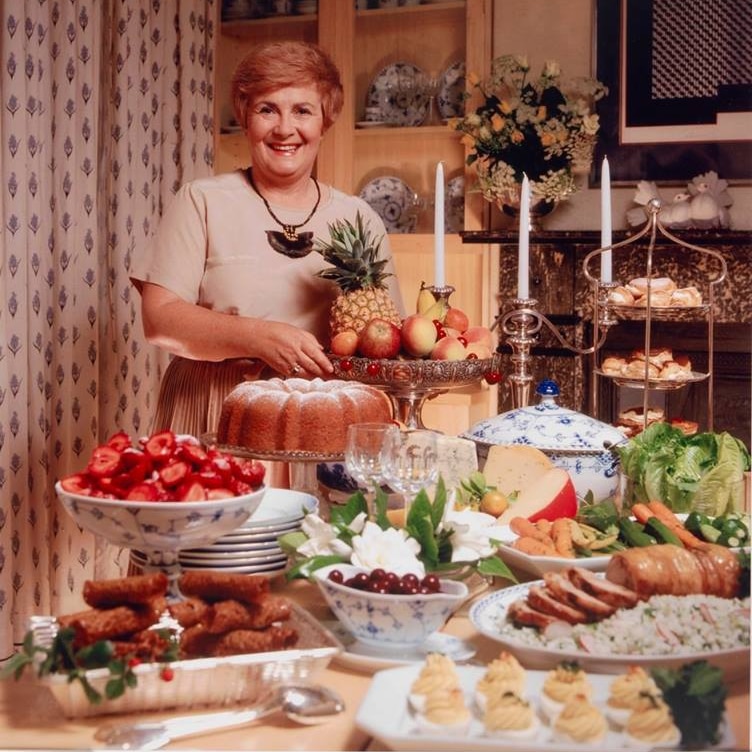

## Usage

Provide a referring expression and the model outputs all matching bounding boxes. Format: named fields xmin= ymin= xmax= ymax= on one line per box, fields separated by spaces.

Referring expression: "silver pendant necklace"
xmin=246 ymin=168 xmax=321 ymax=258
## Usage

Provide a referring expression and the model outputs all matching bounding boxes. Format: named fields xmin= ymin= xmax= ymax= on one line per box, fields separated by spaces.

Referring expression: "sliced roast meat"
xmin=567 ymin=566 xmax=640 ymax=609
xmin=527 ymin=584 xmax=589 ymax=624
xmin=543 ymin=571 xmax=616 ymax=620
xmin=507 ymin=599 xmax=564 ymax=630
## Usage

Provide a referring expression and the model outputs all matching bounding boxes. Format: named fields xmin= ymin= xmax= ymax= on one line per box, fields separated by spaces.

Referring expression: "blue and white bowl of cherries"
xmin=313 ymin=563 xmax=468 ymax=650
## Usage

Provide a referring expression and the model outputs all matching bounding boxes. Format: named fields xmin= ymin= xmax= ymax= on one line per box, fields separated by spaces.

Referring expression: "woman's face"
xmin=245 ymin=84 xmax=325 ymax=184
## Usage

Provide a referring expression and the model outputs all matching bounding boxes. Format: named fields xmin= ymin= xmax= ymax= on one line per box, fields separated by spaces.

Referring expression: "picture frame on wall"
xmin=592 ymin=0 xmax=752 ymax=185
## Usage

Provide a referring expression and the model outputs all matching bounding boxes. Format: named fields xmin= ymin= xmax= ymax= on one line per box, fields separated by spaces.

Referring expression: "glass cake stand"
xmin=328 ymin=354 xmax=503 ymax=429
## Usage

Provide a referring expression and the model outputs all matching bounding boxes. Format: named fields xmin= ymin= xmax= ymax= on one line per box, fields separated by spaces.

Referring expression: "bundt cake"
xmin=216 ymin=378 xmax=393 ymax=455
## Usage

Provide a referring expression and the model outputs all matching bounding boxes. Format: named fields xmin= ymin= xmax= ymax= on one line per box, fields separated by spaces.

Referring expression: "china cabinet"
xmin=213 ymin=0 xmax=499 ymax=434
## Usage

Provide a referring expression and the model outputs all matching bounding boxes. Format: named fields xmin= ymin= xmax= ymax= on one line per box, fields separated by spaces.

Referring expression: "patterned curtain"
xmin=0 ymin=0 xmax=215 ymax=659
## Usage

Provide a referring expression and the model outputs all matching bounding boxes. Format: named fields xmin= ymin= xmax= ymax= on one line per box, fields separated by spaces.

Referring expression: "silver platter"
xmin=327 ymin=354 xmax=501 ymax=391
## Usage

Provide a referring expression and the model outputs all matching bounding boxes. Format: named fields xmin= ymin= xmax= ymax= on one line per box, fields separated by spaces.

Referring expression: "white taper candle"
xmin=434 ymin=161 xmax=445 ymax=287
xmin=517 ymin=174 xmax=530 ymax=298
xmin=601 ymin=156 xmax=613 ymax=283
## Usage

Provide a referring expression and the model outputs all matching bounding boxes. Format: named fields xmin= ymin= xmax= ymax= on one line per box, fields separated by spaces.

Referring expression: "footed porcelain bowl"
xmin=55 ymin=482 xmax=267 ymax=557
xmin=462 ymin=380 xmax=626 ymax=501
xmin=313 ymin=564 xmax=468 ymax=650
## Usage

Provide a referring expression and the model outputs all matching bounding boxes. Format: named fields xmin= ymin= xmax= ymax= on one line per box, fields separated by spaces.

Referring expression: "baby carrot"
xmin=646 ymin=500 xmax=707 ymax=549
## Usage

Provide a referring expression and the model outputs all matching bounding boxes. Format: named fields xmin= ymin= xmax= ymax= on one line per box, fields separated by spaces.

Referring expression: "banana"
xmin=422 ymin=297 xmax=448 ymax=323
xmin=416 ymin=282 xmax=436 ymax=315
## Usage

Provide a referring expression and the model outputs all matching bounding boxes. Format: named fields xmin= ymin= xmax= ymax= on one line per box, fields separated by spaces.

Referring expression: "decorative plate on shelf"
xmin=445 ymin=174 xmax=464 ymax=233
xmin=359 ymin=176 xmax=418 ymax=234
xmin=365 ymin=62 xmax=429 ymax=127
xmin=437 ymin=60 xmax=465 ymax=120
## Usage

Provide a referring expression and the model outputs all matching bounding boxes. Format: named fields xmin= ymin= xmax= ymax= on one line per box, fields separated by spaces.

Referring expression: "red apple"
xmin=430 ymin=335 xmax=466 ymax=361
xmin=497 ymin=467 xmax=577 ymax=524
xmin=464 ymin=325 xmax=494 ymax=349
xmin=357 ymin=318 xmax=402 ymax=359
xmin=400 ymin=313 xmax=438 ymax=357
xmin=444 ymin=306 xmax=470 ymax=333
xmin=330 ymin=330 xmax=359 ymax=356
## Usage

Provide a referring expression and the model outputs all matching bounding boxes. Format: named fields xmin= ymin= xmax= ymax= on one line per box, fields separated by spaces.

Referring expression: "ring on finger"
xmin=290 ymin=364 xmax=302 ymax=375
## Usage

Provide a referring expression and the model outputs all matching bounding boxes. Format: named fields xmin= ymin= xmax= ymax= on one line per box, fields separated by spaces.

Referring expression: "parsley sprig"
xmin=1 ymin=626 xmax=179 ymax=704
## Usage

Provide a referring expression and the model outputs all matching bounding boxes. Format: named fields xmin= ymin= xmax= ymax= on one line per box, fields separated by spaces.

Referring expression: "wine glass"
xmin=381 ymin=429 xmax=440 ymax=515
xmin=345 ymin=422 xmax=400 ymax=517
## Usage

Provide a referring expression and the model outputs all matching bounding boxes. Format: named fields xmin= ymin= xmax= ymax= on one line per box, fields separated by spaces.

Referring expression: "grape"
xmin=421 ymin=574 xmax=441 ymax=593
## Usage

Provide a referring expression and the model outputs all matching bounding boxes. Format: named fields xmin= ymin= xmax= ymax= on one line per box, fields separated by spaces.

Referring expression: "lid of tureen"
xmin=461 ymin=380 xmax=626 ymax=453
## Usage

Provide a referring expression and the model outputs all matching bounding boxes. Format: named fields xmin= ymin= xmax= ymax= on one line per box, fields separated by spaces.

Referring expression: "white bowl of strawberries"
xmin=56 ymin=430 xmax=267 ymax=559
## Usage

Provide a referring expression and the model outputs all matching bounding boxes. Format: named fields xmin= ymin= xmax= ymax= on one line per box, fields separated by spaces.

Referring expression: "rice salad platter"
xmin=470 ymin=581 xmax=751 ymax=678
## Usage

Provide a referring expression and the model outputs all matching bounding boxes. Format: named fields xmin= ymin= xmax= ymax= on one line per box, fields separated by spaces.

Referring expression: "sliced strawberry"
xmin=126 ymin=482 xmax=161 ymax=501
xmin=176 ymin=442 xmax=208 ymax=467
xmin=119 ymin=448 xmax=153 ymax=484
xmin=158 ymin=460 xmax=190 ymax=488
xmin=87 ymin=445 xmax=122 ymax=478
xmin=205 ymin=455 xmax=233 ymax=482
xmin=106 ymin=431 xmax=133 ymax=452
xmin=60 ymin=474 xmax=93 ymax=495
xmin=178 ymin=480 xmax=207 ymax=501
xmin=190 ymin=469 xmax=225 ymax=489
xmin=144 ymin=430 xmax=177 ymax=463
xmin=96 ymin=474 xmax=133 ymax=496
xmin=231 ymin=458 xmax=266 ymax=488
xmin=231 ymin=479 xmax=253 ymax=496
xmin=207 ymin=488 xmax=235 ymax=500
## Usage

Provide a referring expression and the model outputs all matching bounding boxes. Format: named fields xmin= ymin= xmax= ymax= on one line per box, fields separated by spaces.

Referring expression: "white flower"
xmin=298 ymin=512 xmax=365 ymax=558
xmin=350 ymin=521 xmax=425 ymax=577
xmin=442 ymin=509 xmax=506 ymax=563
xmin=543 ymin=59 xmax=560 ymax=78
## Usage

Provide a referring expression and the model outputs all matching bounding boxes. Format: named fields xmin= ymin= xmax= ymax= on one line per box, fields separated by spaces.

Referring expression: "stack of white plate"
xmin=130 ymin=488 xmax=317 ymax=577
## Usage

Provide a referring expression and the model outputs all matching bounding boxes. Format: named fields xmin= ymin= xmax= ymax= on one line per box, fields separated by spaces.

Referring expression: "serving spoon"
xmin=94 ymin=683 xmax=345 ymax=750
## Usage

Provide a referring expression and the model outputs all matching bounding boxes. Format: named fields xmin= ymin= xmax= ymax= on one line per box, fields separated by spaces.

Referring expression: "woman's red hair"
xmin=231 ymin=41 xmax=344 ymax=131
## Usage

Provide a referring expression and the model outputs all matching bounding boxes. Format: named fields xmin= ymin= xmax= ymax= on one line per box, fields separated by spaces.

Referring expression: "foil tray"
xmin=29 ymin=603 xmax=342 ymax=719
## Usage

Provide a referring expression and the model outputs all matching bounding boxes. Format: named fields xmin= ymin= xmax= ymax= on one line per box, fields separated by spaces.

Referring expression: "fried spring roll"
xmin=83 ymin=572 xmax=168 ymax=608
xmin=168 ymin=597 xmax=210 ymax=628
xmin=69 ymin=604 xmax=159 ymax=647
xmin=210 ymin=626 xmax=299 ymax=657
xmin=205 ymin=597 xmax=291 ymax=634
xmin=178 ymin=571 xmax=270 ymax=605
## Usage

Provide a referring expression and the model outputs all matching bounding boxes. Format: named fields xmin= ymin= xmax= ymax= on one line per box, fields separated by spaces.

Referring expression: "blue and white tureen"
xmin=461 ymin=380 xmax=626 ymax=501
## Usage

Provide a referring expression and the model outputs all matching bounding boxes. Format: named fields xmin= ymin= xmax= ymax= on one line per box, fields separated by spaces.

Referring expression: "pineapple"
xmin=315 ymin=211 xmax=402 ymax=336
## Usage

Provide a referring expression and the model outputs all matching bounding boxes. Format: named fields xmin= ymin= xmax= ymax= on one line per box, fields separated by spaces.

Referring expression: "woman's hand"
xmin=140 ymin=282 xmax=334 ymax=377
xmin=250 ymin=320 xmax=334 ymax=378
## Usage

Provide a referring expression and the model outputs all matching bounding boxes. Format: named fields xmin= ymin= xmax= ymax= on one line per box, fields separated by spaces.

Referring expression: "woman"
xmin=130 ymin=41 xmax=403 ymax=440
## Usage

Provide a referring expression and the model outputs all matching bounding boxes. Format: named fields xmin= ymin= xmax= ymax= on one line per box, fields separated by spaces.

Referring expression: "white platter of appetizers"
xmin=355 ymin=663 xmax=735 ymax=751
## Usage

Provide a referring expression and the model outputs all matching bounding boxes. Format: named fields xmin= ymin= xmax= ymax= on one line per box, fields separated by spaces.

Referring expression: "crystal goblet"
xmin=344 ymin=422 xmax=400 ymax=517
xmin=381 ymin=428 xmax=440 ymax=515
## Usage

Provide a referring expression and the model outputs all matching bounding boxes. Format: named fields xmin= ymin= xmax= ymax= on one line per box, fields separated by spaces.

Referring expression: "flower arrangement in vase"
xmin=452 ymin=55 xmax=607 ymax=222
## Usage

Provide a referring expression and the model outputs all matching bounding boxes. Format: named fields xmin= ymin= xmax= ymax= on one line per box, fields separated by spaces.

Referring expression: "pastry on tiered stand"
xmin=608 ymin=276 xmax=703 ymax=309
xmin=600 ymin=348 xmax=693 ymax=382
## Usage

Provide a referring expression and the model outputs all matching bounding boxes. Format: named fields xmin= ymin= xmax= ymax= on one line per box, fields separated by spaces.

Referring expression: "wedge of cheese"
xmin=482 ymin=445 xmax=554 ymax=497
